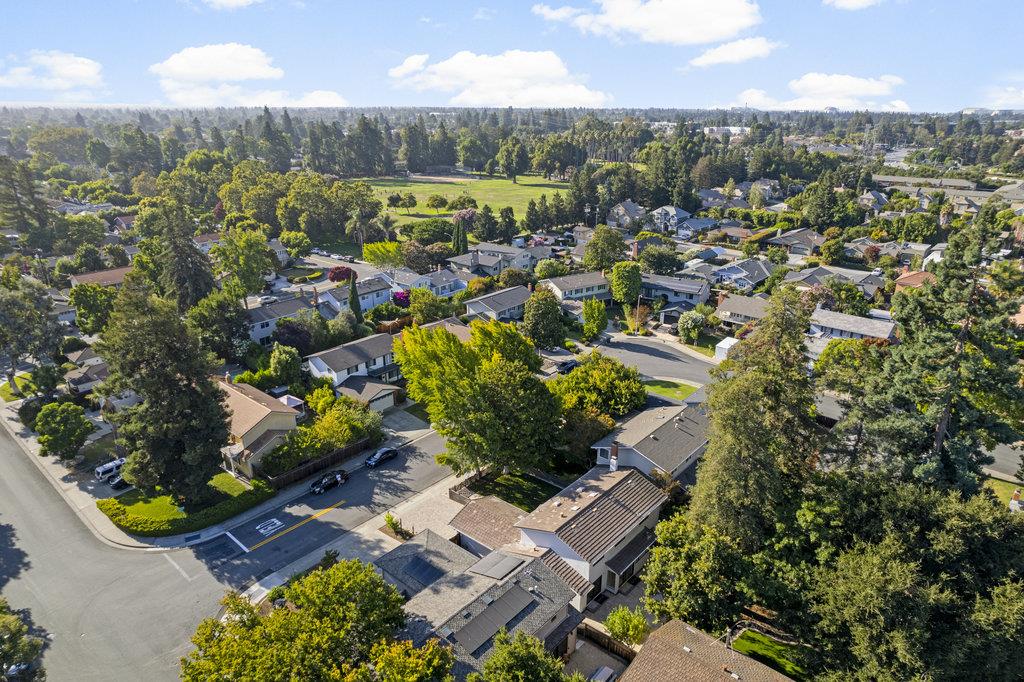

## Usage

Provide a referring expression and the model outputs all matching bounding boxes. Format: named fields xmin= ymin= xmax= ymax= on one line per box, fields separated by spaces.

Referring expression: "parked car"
xmin=365 ymin=447 xmax=398 ymax=469
xmin=588 ymin=666 xmax=617 ymax=682
xmin=311 ymin=247 xmax=325 ymax=255
xmin=309 ymin=469 xmax=350 ymax=494
xmin=556 ymin=359 xmax=579 ymax=374
xmin=109 ymin=475 xmax=131 ymax=491
xmin=329 ymin=253 xmax=343 ymax=260
xmin=94 ymin=458 xmax=126 ymax=482
xmin=257 ymin=295 xmax=278 ymax=304
xmin=338 ymin=254 xmax=355 ymax=263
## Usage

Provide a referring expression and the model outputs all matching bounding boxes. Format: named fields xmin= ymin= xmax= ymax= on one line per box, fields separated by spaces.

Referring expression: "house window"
xmin=260 ymin=322 xmax=270 ymax=329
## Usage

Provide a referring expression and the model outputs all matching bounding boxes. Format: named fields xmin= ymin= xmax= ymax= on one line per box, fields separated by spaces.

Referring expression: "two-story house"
xmin=809 ymin=308 xmax=897 ymax=342
xmin=592 ymin=404 xmax=709 ymax=482
xmin=463 ymin=285 xmax=532 ymax=321
xmin=218 ymin=378 xmax=300 ymax=478
xmin=306 ymin=333 xmax=400 ymax=385
xmin=641 ymin=274 xmax=711 ymax=325
xmin=388 ymin=267 xmax=465 ymax=298
xmin=514 ymin=466 xmax=666 ymax=609
xmin=648 ymin=205 xmax=691 ymax=233
xmin=715 ymin=294 xmax=770 ymax=328
xmin=537 ymin=272 xmax=610 ymax=303
xmin=246 ymin=296 xmax=316 ymax=345
xmin=606 ymin=200 xmax=646 ymax=230
xmin=319 ymin=276 xmax=393 ymax=315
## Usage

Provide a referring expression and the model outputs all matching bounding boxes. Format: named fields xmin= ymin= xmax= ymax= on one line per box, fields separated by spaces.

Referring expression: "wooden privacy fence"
xmin=261 ymin=437 xmax=372 ymax=490
xmin=578 ymin=620 xmax=637 ymax=663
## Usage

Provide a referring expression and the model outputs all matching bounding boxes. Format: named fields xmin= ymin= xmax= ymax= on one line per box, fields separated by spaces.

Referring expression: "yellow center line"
xmin=248 ymin=499 xmax=346 ymax=551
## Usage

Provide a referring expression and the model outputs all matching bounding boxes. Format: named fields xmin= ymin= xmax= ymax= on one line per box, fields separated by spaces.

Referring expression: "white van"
xmin=94 ymin=458 xmax=126 ymax=481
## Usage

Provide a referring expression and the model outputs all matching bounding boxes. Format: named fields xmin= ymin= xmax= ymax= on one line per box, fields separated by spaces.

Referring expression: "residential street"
xmin=0 ymin=425 xmax=449 ymax=681
xmin=595 ymin=334 xmax=715 ymax=385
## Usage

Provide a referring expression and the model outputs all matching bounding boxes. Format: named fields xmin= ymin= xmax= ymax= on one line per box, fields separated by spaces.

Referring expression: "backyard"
xmin=467 ymin=471 xmax=561 ymax=512
xmin=368 ymin=174 xmax=569 ymax=226
xmin=643 ymin=379 xmax=698 ymax=402
xmin=731 ymin=630 xmax=809 ymax=681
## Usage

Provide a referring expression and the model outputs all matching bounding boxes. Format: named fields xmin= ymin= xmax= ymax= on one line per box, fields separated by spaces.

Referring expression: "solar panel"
xmin=405 ymin=556 xmax=444 ymax=587
xmin=451 ymin=585 xmax=534 ymax=655
xmin=468 ymin=552 xmax=524 ymax=579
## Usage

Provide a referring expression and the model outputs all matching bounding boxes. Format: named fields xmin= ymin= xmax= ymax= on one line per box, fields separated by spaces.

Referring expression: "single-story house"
xmin=420 ymin=317 xmax=473 ymax=342
xmin=593 ymin=404 xmax=709 ymax=481
xmin=69 ymin=266 xmax=132 ymax=288
xmin=809 ymin=308 xmax=897 ymax=342
xmin=218 ymin=378 xmax=299 ymax=478
xmin=65 ymin=361 xmax=109 ymax=394
xmin=336 ymin=375 xmax=401 ymax=412
xmin=66 ymin=346 xmax=103 ymax=367
xmin=676 ymin=217 xmax=718 ymax=238
xmin=715 ymin=294 xmax=770 ymax=328
xmin=191 ymin=232 xmax=222 ymax=254
xmin=463 ymin=285 xmax=531 ymax=322
xmin=783 ymin=266 xmax=883 ymax=299
xmin=450 ymin=496 xmax=526 ymax=557
xmin=894 ymin=270 xmax=936 ymax=292
xmin=112 ymin=215 xmax=136 ymax=233
xmin=764 ymin=227 xmax=826 ymax=256
xmin=709 ymin=257 xmax=775 ymax=292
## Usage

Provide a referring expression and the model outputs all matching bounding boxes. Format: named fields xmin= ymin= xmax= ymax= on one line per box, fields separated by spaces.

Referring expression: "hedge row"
xmin=289 ymin=271 xmax=323 ymax=284
xmin=96 ymin=479 xmax=275 ymax=537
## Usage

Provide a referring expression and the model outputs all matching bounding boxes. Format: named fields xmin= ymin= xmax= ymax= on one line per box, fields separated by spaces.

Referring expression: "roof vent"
xmin=552 ymin=501 xmax=562 ymax=507
xmin=588 ymin=492 xmax=597 ymax=497
xmin=570 ymin=505 xmax=579 ymax=511
xmin=683 ymin=646 xmax=692 ymax=653
xmin=576 ymin=486 xmax=585 ymax=494
xmin=483 ymin=595 xmax=494 ymax=605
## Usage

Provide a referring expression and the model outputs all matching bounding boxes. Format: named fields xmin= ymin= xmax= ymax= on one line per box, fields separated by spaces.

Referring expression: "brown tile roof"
xmin=70 ymin=266 xmax=132 ymax=287
xmin=217 ymin=379 xmax=298 ymax=439
xmin=539 ymin=550 xmax=591 ymax=595
xmin=515 ymin=467 xmax=665 ymax=563
xmin=421 ymin=316 xmax=473 ymax=342
xmin=894 ymin=270 xmax=936 ymax=289
xmin=620 ymin=620 xmax=794 ymax=682
xmin=449 ymin=496 xmax=525 ymax=552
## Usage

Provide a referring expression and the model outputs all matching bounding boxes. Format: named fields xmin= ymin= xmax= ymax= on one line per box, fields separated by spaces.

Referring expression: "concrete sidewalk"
xmin=242 ymin=470 xmax=470 ymax=603
xmin=0 ymin=398 xmax=437 ymax=552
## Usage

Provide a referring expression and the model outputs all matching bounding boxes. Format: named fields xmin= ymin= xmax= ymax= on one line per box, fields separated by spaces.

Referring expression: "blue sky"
xmin=2 ymin=0 xmax=1023 ymax=111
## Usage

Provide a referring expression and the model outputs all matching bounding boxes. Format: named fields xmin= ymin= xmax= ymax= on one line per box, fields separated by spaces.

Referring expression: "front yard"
xmin=80 ymin=433 xmax=119 ymax=466
xmin=467 ymin=471 xmax=561 ymax=512
xmin=684 ymin=331 xmax=724 ymax=358
xmin=97 ymin=472 xmax=274 ymax=537
xmin=0 ymin=374 xmax=37 ymax=402
xmin=643 ymin=379 xmax=698 ymax=402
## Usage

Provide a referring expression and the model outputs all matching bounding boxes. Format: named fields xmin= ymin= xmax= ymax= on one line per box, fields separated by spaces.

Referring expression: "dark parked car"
xmin=109 ymin=475 xmax=131 ymax=491
xmin=556 ymin=359 xmax=579 ymax=374
xmin=365 ymin=447 xmax=398 ymax=469
xmin=310 ymin=469 xmax=350 ymax=494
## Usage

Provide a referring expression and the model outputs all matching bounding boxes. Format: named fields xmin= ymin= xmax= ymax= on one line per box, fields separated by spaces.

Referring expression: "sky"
xmin=2 ymin=0 xmax=1023 ymax=112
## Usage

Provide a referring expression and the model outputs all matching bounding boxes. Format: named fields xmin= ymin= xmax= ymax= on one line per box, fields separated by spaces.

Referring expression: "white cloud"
xmin=823 ymin=0 xmax=885 ymax=9
xmin=150 ymin=43 xmax=345 ymax=106
xmin=689 ymin=37 xmax=782 ymax=68
xmin=531 ymin=0 xmax=760 ymax=45
xmin=728 ymin=72 xmax=908 ymax=110
xmin=984 ymin=86 xmax=1024 ymax=109
xmin=473 ymin=7 xmax=496 ymax=20
xmin=0 ymin=50 xmax=104 ymax=91
xmin=389 ymin=50 xmax=610 ymax=107
xmin=200 ymin=0 xmax=263 ymax=8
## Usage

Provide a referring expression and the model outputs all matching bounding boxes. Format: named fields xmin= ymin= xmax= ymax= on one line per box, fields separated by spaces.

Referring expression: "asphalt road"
xmin=594 ymin=334 xmax=715 ymax=385
xmin=987 ymin=443 xmax=1022 ymax=481
xmin=0 ymin=427 xmax=448 ymax=681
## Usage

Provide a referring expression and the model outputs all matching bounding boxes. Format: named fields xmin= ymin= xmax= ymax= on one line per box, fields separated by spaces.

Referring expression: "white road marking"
xmin=256 ymin=518 xmax=284 ymax=536
xmin=163 ymin=554 xmax=194 ymax=582
xmin=225 ymin=531 xmax=249 ymax=553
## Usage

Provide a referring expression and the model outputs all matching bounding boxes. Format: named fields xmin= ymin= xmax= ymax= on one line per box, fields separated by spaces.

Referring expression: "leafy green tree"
xmin=97 ymin=285 xmax=228 ymax=501
xmin=69 ymin=282 xmax=116 ymax=334
xmin=497 ymin=268 xmax=531 ymax=289
xmin=407 ymin=288 xmax=450 ymax=325
xmin=581 ymin=297 xmax=608 ymax=342
xmin=521 ymin=286 xmax=564 ymax=348
xmin=642 ymin=512 xmax=755 ymax=634
xmin=211 ymin=223 xmax=274 ymax=305
xmin=550 ymin=350 xmax=646 ymax=417
xmin=0 ymin=596 xmax=44 ymax=681
xmin=604 ymin=606 xmax=650 ymax=646
xmin=448 ymin=195 xmax=478 ymax=211
xmin=181 ymin=560 xmax=406 ymax=681
xmin=30 ymin=363 xmax=63 ymax=399
xmin=497 ymin=206 xmax=517 ymax=242
xmin=495 ymin=137 xmax=529 ymax=183
xmin=819 ymin=238 xmax=844 ymax=265
xmin=86 ymin=138 xmax=111 ymax=167
xmin=473 ymin=204 xmax=498 ymax=241
xmin=350 ymin=639 xmax=455 ymax=682
xmin=35 ymin=401 xmax=93 ymax=460
xmin=467 ymin=630 xmax=574 ymax=682
xmin=677 ymin=310 xmax=705 ymax=343
xmin=425 ymin=194 xmax=448 ymax=214
xmin=582 ymin=225 xmax=626 ymax=272
xmin=408 ymin=218 xmax=452 ymax=245
xmin=0 ymin=281 xmax=60 ymax=396
xmin=185 ymin=290 xmax=249 ymax=362
xmin=609 ymin=260 xmax=642 ymax=304
xmin=278 ymin=230 xmax=312 ymax=258
xmin=362 ymin=240 xmax=404 ymax=273
xmin=766 ymin=246 xmax=789 ymax=265
xmin=399 ymin=192 xmax=418 ymax=214
xmin=469 ymin=319 xmax=541 ymax=372
xmin=637 ymin=244 xmax=679 ymax=275
xmin=104 ymin=243 xmax=130 ymax=267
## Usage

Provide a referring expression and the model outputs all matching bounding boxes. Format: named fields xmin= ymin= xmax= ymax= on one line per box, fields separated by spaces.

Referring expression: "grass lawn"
xmin=80 ymin=433 xmax=119 ymax=466
xmin=644 ymin=379 xmax=698 ymax=402
xmin=732 ymin=630 xmax=809 ymax=681
xmin=367 ymin=174 xmax=569 ymax=226
xmin=116 ymin=472 xmax=248 ymax=521
xmin=685 ymin=332 xmax=724 ymax=358
xmin=403 ymin=402 xmax=431 ymax=424
xmin=468 ymin=471 xmax=561 ymax=512
xmin=984 ymin=476 xmax=1021 ymax=505
xmin=0 ymin=374 xmax=37 ymax=402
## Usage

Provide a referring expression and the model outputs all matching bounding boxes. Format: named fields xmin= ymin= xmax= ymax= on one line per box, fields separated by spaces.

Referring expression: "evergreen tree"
xmin=497 ymin=206 xmax=517 ymax=242
xmin=348 ymin=274 xmax=363 ymax=324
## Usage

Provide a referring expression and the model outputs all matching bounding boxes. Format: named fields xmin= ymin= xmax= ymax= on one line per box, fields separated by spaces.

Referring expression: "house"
xmin=715 ymin=294 xmax=770 ymax=328
xmin=66 ymin=346 xmax=103 ymax=367
xmin=246 ymin=296 xmax=316 ymax=345
xmin=319 ymin=276 xmax=393 ymax=315
xmin=473 ymin=242 xmax=535 ymax=270
xmin=394 ymin=538 xmax=583 ymax=680
xmin=218 ymin=378 xmax=299 ymax=478
xmin=463 ymin=285 xmax=531 ymax=322
xmin=53 ymin=299 xmax=77 ymax=325
xmin=894 ymin=270 xmax=936 ymax=292
xmin=592 ymin=404 xmax=709 ymax=481
xmin=69 ymin=266 xmax=132 ymax=288
xmin=764 ymin=228 xmax=826 ymax=256
xmin=65 ymin=362 xmax=109 ymax=394
xmin=538 ymin=272 xmax=610 ymax=303
xmin=388 ymin=267 xmax=465 ymax=298
xmin=844 ymin=238 xmax=932 ymax=265
xmin=783 ymin=265 xmax=884 ymax=298
xmin=858 ymin=189 xmax=889 ymax=213
xmin=446 ymin=251 xmax=507 ymax=278
xmin=707 ymin=257 xmax=775 ymax=292
xmin=450 ymin=496 xmax=526 ymax=557
xmin=641 ymin=274 xmax=710 ymax=323
xmin=306 ymin=333 xmax=400 ymax=385
xmin=677 ymin=217 xmax=718 ymax=239
xmin=267 ymin=238 xmax=289 ymax=264
xmin=606 ymin=200 xmax=646 ymax=230
xmin=873 ymin=174 xmax=977 ymax=190
xmin=112 ymin=215 xmax=136 ymax=233
xmin=335 ymin=375 xmax=401 ymax=412
xmin=619 ymin=620 xmax=793 ymax=682
xmin=649 ymin=205 xmax=691 ymax=233
xmin=514 ymin=466 xmax=666 ymax=609
xmin=809 ymin=308 xmax=897 ymax=342
xmin=191 ymin=232 xmax=221 ymax=254
xmin=708 ymin=224 xmax=754 ymax=244
xmin=420 ymin=316 xmax=473 ymax=342
xmin=51 ymin=199 xmax=114 ymax=215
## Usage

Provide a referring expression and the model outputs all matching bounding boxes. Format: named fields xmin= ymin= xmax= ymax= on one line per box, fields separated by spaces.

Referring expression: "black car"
xmin=309 ymin=469 xmax=350 ymax=494
xmin=109 ymin=475 xmax=131 ymax=491
xmin=556 ymin=359 xmax=579 ymax=374
xmin=365 ymin=447 xmax=398 ymax=469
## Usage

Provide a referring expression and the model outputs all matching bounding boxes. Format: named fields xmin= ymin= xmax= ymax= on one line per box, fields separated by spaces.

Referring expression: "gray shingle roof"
xmin=374 ymin=529 xmax=478 ymax=599
xmin=641 ymin=274 xmax=707 ymax=295
xmin=305 ymin=333 xmax=394 ymax=372
xmin=449 ymin=496 xmax=526 ymax=552
xmin=539 ymin=271 xmax=608 ymax=292
xmin=716 ymin=294 xmax=770 ymax=321
xmin=246 ymin=296 xmax=315 ymax=324
xmin=594 ymin=405 xmax=709 ymax=473
xmin=811 ymin=309 xmax=896 ymax=339
xmin=463 ymin=285 xmax=531 ymax=313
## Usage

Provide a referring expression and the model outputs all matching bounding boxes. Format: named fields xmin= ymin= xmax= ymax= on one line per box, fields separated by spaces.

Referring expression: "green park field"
xmin=368 ymin=174 xmax=569 ymax=226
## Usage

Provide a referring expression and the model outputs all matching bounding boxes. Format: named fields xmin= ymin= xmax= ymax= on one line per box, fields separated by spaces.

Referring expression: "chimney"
xmin=609 ymin=442 xmax=619 ymax=471
xmin=224 ymin=371 xmax=231 ymax=383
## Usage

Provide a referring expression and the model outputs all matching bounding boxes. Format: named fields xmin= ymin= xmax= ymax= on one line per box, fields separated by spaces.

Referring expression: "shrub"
xmin=375 ymin=317 xmax=413 ymax=334
xmin=563 ymin=340 xmax=579 ymax=353
xmin=61 ymin=336 xmax=89 ymax=354
xmin=604 ymin=605 xmax=650 ymax=646
xmin=96 ymin=480 xmax=275 ymax=537
xmin=18 ymin=398 xmax=44 ymax=430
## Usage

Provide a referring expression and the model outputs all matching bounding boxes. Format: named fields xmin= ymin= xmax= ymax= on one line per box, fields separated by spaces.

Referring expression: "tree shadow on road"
xmin=0 ymin=520 xmax=30 ymax=590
